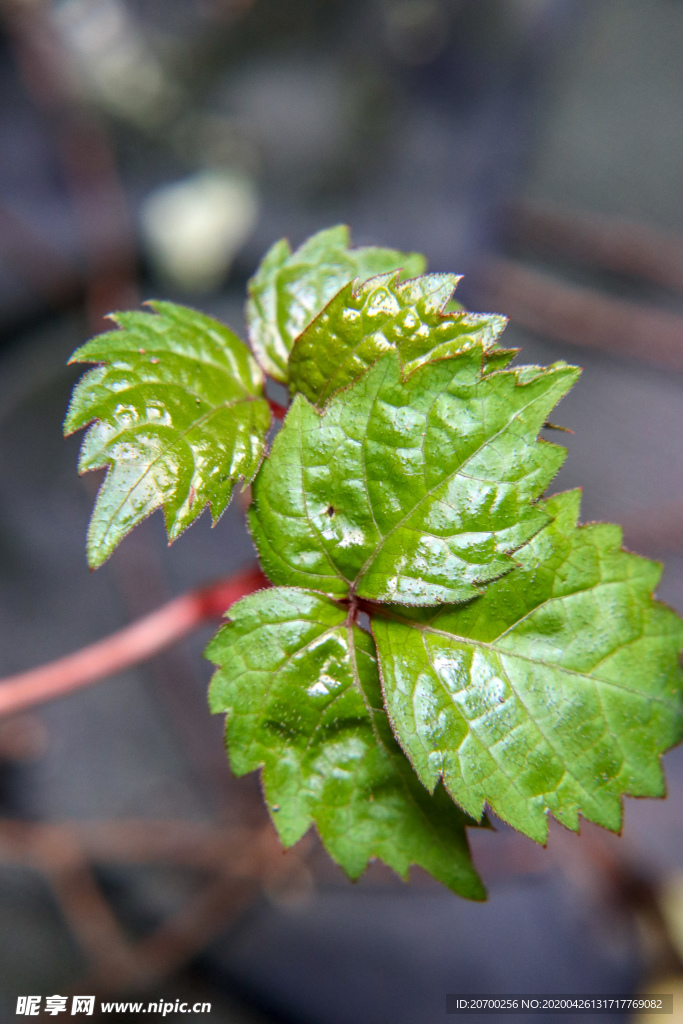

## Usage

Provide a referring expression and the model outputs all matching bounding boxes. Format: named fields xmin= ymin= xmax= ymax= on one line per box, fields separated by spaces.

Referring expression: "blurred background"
xmin=1 ymin=0 xmax=683 ymax=1020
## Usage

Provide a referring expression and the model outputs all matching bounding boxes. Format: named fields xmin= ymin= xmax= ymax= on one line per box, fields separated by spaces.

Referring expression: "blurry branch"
xmin=0 ymin=817 xmax=312 ymax=992
xmin=2 ymin=0 xmax=138 ymax=327
xmin=123 ymin=875 xmax=256 ymax=992
xmin=0 ymin=567 xmax=267 ymax=719
xmin=507 ymin=201 xmax=683 ymax=295
xmin=25 ymin=825 xmax=141 ymax=985
xmin=4 ymin=815 xmax=680 ymax=996
xmin=478 ymin=257 xmax=683 ymax=373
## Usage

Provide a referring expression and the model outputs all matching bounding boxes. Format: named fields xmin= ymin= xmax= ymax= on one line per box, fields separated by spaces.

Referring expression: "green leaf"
xmin=372 ymin=490 xmax=683 ymax=843
xmin=289 ymin=271 xmax=509 ymax=406
xmin=65 ymin=301 xmax=270 ymax=568
xmin=249 ymin=348 xmax=579 ymax=606
xmin=246 ymin=226 xmax=427 ymax=382
xmin=207 ymin=587 xmax=485 ymax=898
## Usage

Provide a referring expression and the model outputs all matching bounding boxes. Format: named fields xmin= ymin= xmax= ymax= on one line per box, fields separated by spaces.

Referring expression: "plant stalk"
xmin=0 ymin=566 xmax=267 ymax=718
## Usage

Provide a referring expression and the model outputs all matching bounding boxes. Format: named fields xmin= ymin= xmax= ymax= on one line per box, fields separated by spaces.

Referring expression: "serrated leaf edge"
xmin=287 ymin=269 xmax=512 ymax=408
xmin=65 ymin=301 xmax=270 ymax=567
xmin=368 ymin=492 xmax=683 ymax=845
xmin=207 ymin=584 xmax=487 ymax=897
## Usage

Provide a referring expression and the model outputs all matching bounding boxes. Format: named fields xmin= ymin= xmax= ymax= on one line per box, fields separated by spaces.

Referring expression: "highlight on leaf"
xmin=288 ymin=270 xmax=509 ymax=407
xmin=65 ymin=300 xmax=270 ymax=568
xmin=372 ymin=490 xmax=683 ymax=843
xmin=246 ymin=225 xmax=426 ymax=383
xmin=249 ymin=347 xmax=580 ymax=606
xmin=207 ymin=587 xmax=486 ymax=899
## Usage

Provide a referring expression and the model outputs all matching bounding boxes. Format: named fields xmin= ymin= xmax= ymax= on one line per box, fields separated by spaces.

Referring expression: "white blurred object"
xmin=54 ymin=0 xmax=181 ymax=127
xmin=140 ymin=172 xmax=259 ymax=292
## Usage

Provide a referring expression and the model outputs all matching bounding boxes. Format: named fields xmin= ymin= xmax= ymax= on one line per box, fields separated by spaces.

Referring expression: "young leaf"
xmin=289 ymin=271 xmax=508 ymax=406
xmin=249 ymin=348 xmax=579 ymax=606
xmin=372 ymin=490 xmax=683 ymax=843
xmin=207 ymin=587 xmax=485 ymax=898
xmin=65 ymin=301 xmax=270 ymax=568
xmin=246 ymin=225 xmax=426 ymax=382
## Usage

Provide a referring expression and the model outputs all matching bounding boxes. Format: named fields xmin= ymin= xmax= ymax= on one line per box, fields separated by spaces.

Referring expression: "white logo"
xmin=71 ymin=997 xmax=95 ymax=1016
xmin=16 ymin=997 xmax=41 ymax=1016
xmin=45 ymin=996 xmax=68 ymax=1015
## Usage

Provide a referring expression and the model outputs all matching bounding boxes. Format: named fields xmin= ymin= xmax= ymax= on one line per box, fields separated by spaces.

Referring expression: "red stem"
xmin=0 ymin=567 xmax=268 ymax=719
xmin=267 ymin=398 xmax=288 ymax=420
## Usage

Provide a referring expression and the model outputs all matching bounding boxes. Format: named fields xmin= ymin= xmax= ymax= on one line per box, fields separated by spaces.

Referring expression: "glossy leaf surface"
xmin=246 ymin=225 xmax=426 ymax=382
xmin=289 ymin=271 xmax=508 ymax=406
xmin=249 ymin=349 xmax=579 ymax=605
xmin=373 ymin=490 xmax=683 ymax=842
xmin=65 ymin=301 xmax=270 ymax=567
xmin=207 ymin=587 xmax=485 ymax=897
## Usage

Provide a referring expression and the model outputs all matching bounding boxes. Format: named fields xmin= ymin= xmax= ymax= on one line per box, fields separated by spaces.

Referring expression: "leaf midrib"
xmin=237 ymin=613 xmax=350 ymax=767
xmin=347 ymin=364 xmax=557 ymax=595
xmin=306 ymin=277 xmax=466 ymax=406
xmin=87 ymin=385 xmax=262 ymax=456
xmin=399 ymin=612 xmax=678 ymax=709
xmin=316 ymin=278 xmax=450 ymax=403
xmin=405 ymin=612 xmax=660 ymax=826
xmin=418 ymin=626 xmax=644 ymax=827
xmin=418 ymin=636 xmax=566 ymax=820
xmin=97 ymin=393 xmax=267 ymax=545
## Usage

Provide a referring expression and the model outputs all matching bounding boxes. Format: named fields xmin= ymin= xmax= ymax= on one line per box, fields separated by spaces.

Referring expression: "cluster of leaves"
xmin=66 ymin=226 xmax=683 ymax=899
